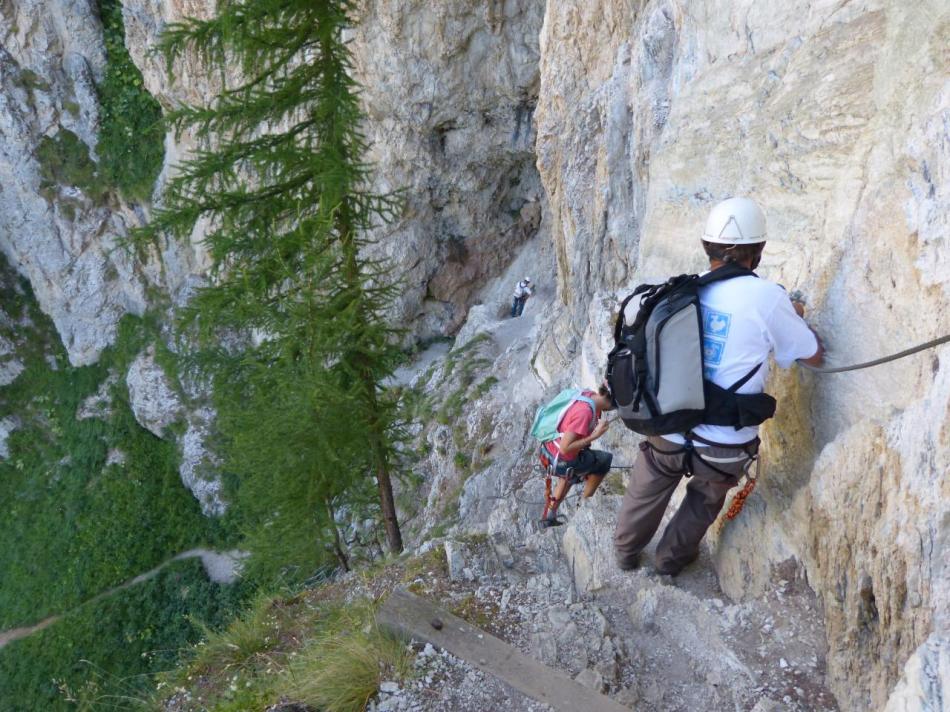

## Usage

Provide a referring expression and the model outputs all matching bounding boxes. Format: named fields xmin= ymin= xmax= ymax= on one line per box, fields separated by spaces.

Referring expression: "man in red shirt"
xmin=541 ymin=384 xmax=616 ymax=527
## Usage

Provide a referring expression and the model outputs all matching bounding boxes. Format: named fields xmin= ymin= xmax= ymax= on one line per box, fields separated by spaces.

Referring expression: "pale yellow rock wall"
xmin=534 ymin=1 xmax=950 ymax=708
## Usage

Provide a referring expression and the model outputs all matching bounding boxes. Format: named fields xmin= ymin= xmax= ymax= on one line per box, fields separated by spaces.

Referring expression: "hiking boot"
xmin=654 ymin=552 xmax=699 ymax=577
xmin=616 ymin=553 xmax=640 ymax=571
xmin=539 ymin=511 xmax=564 ymax=529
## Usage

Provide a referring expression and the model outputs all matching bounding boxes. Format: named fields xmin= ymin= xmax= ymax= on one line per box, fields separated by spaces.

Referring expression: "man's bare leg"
xmin=583 ymin=474 xmax=604 ymax=498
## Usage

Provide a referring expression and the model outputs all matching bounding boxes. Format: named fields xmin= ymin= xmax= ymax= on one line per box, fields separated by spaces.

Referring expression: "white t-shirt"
xmin=514 ymin=281 xmax=534 ymax=298
xmin=663 ymin=274 xmax=818 ymax=446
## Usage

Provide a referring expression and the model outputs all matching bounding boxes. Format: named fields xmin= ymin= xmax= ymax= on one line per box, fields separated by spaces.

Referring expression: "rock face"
xmin=0 ymin=0 xmax=150 ymax=366
xmin=350 ymin=0 xmax=546 ymax=338
xmin=884 ymin=634 xmax=950 ymax=712
xmin=126 ymin=346 xmax=183 ymax=437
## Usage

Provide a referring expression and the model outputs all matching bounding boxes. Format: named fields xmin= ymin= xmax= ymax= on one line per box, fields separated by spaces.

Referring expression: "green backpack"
xmin=530 ymin=389 xmax=597 ymax=445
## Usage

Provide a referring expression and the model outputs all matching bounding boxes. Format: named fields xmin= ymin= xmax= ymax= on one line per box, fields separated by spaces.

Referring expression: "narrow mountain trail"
xmin=375 ymin=490 xmax=839 ymax=711
xmin=0 ymin=548 xmax=242 ymax=650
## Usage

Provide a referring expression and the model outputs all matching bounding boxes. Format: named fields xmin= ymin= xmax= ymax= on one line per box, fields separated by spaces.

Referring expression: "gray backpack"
xmin=605 ymin=264 xmax=776 ymax=436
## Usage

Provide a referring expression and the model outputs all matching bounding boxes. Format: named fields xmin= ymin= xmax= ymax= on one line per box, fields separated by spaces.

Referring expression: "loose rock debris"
xmin=369 ymin=530 xmax=838 ymax=712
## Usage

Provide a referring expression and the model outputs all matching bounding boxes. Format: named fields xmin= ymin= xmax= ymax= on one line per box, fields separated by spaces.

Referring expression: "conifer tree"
xmin=138 ymin=0 xmax=406 ymax=573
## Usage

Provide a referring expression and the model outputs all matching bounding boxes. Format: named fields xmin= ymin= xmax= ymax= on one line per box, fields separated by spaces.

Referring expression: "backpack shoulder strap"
xmin=555 ymin=393 xmax=598 ymax=437
xmin=615 ymin=275 xmax=699 ymax=343
xmin=574 ymin=395 xmax=597 ymax=431
xmin=696 ymin=263 xmax=757 ymax=286
xmin=726 ymin=363 xmax=762 ymax=392
xmin=614 ymin=283 xmax=656 ymax=343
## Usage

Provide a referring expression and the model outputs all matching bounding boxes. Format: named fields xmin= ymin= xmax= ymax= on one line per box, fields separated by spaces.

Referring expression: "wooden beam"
xmin=377 ymin=588 xmax=631 ymax=712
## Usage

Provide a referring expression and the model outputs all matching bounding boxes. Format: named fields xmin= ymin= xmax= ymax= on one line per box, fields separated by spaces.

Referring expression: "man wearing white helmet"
xmin=511 ymin=277 xmax=534 ymax=318
xmin=613 ymin=197 xmax=824 ymax=576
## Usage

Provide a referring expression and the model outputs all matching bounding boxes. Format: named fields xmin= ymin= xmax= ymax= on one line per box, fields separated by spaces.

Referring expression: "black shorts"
xmin=554 ymin=448 xmax=612 ymax=478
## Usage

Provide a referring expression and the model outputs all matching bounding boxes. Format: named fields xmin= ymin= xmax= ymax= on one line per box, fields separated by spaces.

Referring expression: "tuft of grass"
xmin=400 ymin=546 xmax=448 ymax=582
xmin=16 ymin=68 xmax=51 ymax=92
xmin=601 ymin=471 xmax=625 ymax=496
xmin=187 ymin=592 xmax=289 ymax=676
xmin=156 ymin=595 xmax=416 ymax=712
xmin=449 ymin=593 xmax=498 ymax=631
xmin=288 ymin=603 xmax=414 ymax=712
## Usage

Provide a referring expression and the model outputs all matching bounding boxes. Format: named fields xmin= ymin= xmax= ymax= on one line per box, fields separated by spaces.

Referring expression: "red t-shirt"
xmin=545 ymin=390 xmax=599 ymax=462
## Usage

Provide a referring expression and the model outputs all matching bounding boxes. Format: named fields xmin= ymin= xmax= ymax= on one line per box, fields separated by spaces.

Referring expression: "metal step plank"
xmin=377 ymin=588 xmax=632 ymax=712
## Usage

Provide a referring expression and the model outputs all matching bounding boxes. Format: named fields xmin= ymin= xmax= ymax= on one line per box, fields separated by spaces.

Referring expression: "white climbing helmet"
xmin=702 ymin=197 xmax=767 ymax=245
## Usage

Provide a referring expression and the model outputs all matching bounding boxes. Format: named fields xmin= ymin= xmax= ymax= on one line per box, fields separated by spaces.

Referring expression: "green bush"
xmin=32 ymin=2 xmax=165 ymax=205
xmin=96 ymin=0 xmax=164 ymax=202
xmin=36 ymin=130 xmax=106 ymax=203
xmin=0 ymin=303 xmax=234 ymax=629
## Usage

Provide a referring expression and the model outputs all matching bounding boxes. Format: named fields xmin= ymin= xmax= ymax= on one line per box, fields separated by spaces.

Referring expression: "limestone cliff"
xmin=350 ymin=0 xmax=546 ymax=338
xmin=0 ymin=0 xmax=947 ymax=709
xmin=529 ymin=1 xmax=949 ymax=708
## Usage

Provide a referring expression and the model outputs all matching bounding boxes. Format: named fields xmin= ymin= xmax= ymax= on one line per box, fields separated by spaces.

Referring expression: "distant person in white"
xmin=614 ymin=197 xmax=824 ymax=576
xmin=511 ymin=277 xmax=534 ymax=318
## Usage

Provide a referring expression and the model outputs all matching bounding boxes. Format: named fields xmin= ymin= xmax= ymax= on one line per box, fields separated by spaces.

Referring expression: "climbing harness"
xmin=533 ymin=447 xmax=638 ymax=527
xmin=538 ymin=447 xmax=586 ymax=528
xmin=718 ymin=334 xmax=950 ymax=528
xmin=530 ymin=389 xmax=601 ymax=528
xmin=638 ymin=433 xmax=762 ymax=530
xmin=637 ymin=432 xmax=759 ymax=480
xmin=717 ymin=332 xmax=950 ymax=525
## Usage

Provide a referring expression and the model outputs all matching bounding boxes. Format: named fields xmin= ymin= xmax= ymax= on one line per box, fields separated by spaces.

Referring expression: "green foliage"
xmin=132 ymin=0 xmax=409 ymax=578
xmin=153 ymin=562 xmax=432 ymax=712
xmin=31 ymin=1 xmax=164 ymax=204
xmin=16 ymin=68 xmax=51 ymax=92
xmin=400 ymin=335 xmax=496 ymax=430
xmin=185 ymin=591 xmax=294 ymax=677
xmin=0 ymin=559 xmax=246 ymax=712
xmin=0 ymin=257 xmax=243 ymax=709
xmin=0 ymin=297 xmax=231 ymax=628
xmin=96 ymin=0 xmax=164 ymax=201
xmin=36 ymin=130 xmax=106 ymax=203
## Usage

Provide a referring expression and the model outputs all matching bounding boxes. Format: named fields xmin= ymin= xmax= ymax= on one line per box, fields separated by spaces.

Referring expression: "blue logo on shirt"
xmin=703 ymin=337 xmax=725 ymax=365
xmin=702 ymin=308 xmax=732 ymax=372
xmin=704 ymin=310 xmax=731 ymax=338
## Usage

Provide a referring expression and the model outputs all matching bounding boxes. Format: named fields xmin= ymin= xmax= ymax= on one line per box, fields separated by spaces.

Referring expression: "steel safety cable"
xmin=798 ymin=334 xmax=950 ymax=374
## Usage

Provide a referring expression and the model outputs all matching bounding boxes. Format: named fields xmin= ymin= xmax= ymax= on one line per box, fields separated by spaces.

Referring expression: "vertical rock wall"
xmin=533 ymin=1 xmax=949 ymax=708
xmin=350 ymin=0 xmax=546 ymax=338
xmin=0 ymin=0 xmax=148 ymax=366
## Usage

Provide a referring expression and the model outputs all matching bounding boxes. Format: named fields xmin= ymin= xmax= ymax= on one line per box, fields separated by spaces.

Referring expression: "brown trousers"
xmin=613 ymin=435 xmax=757 ymax=571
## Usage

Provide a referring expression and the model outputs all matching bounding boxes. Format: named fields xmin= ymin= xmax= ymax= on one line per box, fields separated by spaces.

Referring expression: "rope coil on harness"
xmin=724 ymin=478 xmax=756 ymax=520
xmin=718 ymin=334 xmax=950 ymax=527
xmin=718 ymin=452 xmax=761 ymax=531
